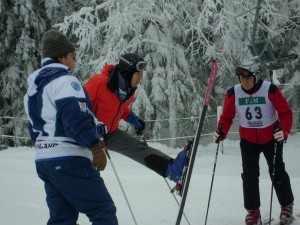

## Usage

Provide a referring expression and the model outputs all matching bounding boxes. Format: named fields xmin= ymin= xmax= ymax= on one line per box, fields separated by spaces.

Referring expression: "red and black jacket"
xmin=84 ymin=64 xmax=136 ymax=134
xmin=218 ymin=79 xmax=293 ymax=144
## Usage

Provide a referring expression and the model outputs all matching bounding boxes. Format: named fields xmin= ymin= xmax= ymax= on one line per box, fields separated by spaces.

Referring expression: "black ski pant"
xmin=240 ymin=138 xmax=294 ymax=210
xmin=104 ymin=129 xmax=172 ymax=177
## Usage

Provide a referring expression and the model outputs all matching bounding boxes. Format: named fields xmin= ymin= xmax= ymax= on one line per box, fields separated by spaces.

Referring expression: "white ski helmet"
xmin=236 ymin=60 xmax=260 ymax=84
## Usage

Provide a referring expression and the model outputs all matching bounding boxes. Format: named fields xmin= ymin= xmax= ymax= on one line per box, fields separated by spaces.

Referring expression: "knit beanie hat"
xmin=41 ymin=30 xmax=75 ymax=58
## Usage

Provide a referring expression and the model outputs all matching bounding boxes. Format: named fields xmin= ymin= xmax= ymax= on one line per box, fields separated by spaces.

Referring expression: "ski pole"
xmin=204 ymin=141 xmax=221 ymax=225
xmin=102 ymin=142 xmax=139 ymax=225
xmin=141 ymin=134 xmax=191 ymax=225
xmin=164 ymin=179 xmax=192 ymax=225
xmin=268 ymin=141 xmax=277 ymax=225
xmin=268 ymin=122 xmax=280 ymax=225
xmin=175 ymin=59 xmax=218 ymax=225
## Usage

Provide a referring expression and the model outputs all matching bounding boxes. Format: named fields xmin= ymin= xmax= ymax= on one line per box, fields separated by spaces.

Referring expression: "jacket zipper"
xmin=255 ymin=128 xmax=259 ymax=144
xmin=108 ymin=102 xmax=122 ymax=134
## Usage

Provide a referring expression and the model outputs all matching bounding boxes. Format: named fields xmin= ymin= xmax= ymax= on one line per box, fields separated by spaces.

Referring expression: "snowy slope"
xmin=0 ymin=133 xmax=299 ymax=225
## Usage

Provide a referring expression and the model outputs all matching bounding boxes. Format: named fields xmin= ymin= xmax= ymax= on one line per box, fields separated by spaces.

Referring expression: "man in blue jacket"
xmin=23 ymin=30 xmax=118 ymax=225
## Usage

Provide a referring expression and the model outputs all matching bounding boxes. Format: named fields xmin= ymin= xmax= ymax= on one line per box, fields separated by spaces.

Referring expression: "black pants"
xmin=240 ymin=138 xmax=294 ymax=210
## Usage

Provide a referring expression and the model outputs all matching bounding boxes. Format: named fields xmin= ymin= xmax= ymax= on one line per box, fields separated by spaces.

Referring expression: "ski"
xmin=262 ymin=217 xmax=275 ymax=225
xmin=265 ymin=219 xmax=295 ymax=225
xmin=280 ymin=217 xmax=296 ymax=225
xmin=175 ymin=59 xmax=219 ymax=225
xmin=262 ymin=214 xmax=298 ymax=225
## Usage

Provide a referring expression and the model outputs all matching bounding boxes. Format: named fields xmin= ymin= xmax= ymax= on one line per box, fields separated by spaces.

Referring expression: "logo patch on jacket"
xmin=78 ymin=101 xmax=87 ymax=112
xmin=71 ymin=81 xmax=81 ymax=91
xmin=36 ymin=143 xmax=58 ymax=149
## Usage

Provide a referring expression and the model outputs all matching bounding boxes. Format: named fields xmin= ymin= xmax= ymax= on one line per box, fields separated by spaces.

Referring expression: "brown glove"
xmin=89 ymin=142 xmax=107 ymax=171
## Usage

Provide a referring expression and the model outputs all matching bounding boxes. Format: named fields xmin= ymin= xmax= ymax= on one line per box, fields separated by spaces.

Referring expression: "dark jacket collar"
xmin=242 ymin=79 xmax=263 ymax=94
xmin=107 ymin=66 xmax=137 ymax=101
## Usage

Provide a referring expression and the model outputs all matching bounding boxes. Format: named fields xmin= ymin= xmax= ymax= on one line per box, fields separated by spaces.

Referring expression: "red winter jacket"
xmin=218 ymin=80 xmax=293 ymax=144
xmin=84 ymin=64 xmax=135 ymax=134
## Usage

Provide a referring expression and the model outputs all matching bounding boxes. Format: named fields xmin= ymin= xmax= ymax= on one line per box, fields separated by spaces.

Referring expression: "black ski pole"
xmin=175 ymin=59 xmax=218 ymax=225
xmin=268 ymin=122 xmax=280 ymax=225
xmin=204 ymin=124 xmax=222 ymax=225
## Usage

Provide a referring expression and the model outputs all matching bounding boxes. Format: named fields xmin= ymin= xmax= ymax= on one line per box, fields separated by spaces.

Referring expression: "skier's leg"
xmin=240 ymin=138 xmax=261 ymax=210
xmin=262 ymin=141 xmax=294 ymax=206
xmin=105 ymin=129 xmax=172 ymax=176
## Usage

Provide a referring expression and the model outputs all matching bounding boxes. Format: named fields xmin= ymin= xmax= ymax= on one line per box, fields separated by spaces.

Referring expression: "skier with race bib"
xmin=213 ymin=60 xmax=294 ymax=225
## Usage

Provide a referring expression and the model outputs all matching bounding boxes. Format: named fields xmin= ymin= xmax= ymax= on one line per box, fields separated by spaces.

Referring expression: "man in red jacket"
xmin=214 ymin=60 xmax=294 ymax=225
xmin=84 ymin=53 xmax=186 ymax=184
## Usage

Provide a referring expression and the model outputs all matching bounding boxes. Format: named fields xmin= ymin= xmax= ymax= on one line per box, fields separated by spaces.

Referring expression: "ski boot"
xmin=165 ymin=140 xmax=193 ymax=196
xmin=165 ymin=150 xmax=188 ymax=183
xmin=280 ymin=204 xmax=294 ymax=225
xmin=245 ymin=209 xmax=261 ymax=225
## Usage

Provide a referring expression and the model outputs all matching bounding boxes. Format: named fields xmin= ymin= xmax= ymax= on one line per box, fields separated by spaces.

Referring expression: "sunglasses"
xmin=236 ymin=67 xmax=253 ymax=78
xmin=119 ymin=56 xmax=147 ymax=72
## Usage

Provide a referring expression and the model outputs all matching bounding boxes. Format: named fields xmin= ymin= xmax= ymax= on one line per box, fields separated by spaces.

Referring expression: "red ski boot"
xmin=280 ymin=204 xmax=294 ymax=225
xmin=245 ymin=209 xmax=261 ymax=225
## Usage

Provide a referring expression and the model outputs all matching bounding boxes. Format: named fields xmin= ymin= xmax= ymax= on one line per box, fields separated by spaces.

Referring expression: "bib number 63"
xmin=246 ymin=107 xmax=262 ymax=120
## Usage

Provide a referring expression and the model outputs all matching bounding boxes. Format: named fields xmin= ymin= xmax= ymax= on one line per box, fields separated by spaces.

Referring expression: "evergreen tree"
xmin=0 ymin=0 xmax=90 ymax=146
xmin=1 ymin=0 xmax=299 ymax=146
xmin=58 ymin=0 xmax=203 ymax=147
xmin=194 ymin=0 xmax=300 ymax=130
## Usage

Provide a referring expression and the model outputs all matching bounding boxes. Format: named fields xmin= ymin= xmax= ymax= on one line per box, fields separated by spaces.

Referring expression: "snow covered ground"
xmin=0 ymin=133 xmax=299 ymax=225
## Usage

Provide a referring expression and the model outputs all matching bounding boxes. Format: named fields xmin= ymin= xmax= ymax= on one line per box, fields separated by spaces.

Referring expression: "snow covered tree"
xmin=58 ymin=0 xmax=203 ymax=147
xmin=1 ymin=0 xmax=299 ymax=147
xmin=137 ymin=0 xmax=203 ymax=147
xmin=194 ymin=0 xmax=300 ymax=84
xmin=56 ymin=0 xmax=300 ymax=146
xmin=0 ymin=0 xmax=91 ymax=146
xmin=194 ymin=0 xmax=300 ymax=132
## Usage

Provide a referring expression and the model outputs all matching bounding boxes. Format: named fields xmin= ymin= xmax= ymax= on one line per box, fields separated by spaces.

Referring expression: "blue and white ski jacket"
xmin=24 ymin=58 xmax=99 ymax=162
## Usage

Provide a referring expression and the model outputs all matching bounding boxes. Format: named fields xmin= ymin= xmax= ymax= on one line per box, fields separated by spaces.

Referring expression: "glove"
xmin=127 ymin=111 xmax=145 ymax=136
xmin=213 ymin=126 xmax=224 ymax=143
xmin=89 ymin=142 xmax=107 ymax=171
xmin=273 ymin=122 xmax=285 ymax=142
xmin=274 ymin=130 xmax=284 ymax=142
xmin=135 ymin=118 xmax=145 ymax=136
xmin=95 ymin=119 xmax=107 ymax=138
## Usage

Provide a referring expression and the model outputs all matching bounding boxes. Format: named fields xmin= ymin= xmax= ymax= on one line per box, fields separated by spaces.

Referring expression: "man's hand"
xmin=95 ymin=120 xmax=107 ymax=138
xmin=135 ymin=118 xmax=145 ymax=136
xmin=213 ymin=125 xmax=224 ymax=143
xmin=127 ymin=112 xmax=145 ymax=136
xmin=89 ymin=142 xmax=107 ymax=171
xmin=273 ymin=122 xmax=285 ymax=142
xmin=274 ymin=130 xmax=284 ymax=142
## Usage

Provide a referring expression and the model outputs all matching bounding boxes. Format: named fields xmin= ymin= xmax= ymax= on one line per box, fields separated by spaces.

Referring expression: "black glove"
xmin=213 ymin=125 xmax=224 ymax=143
xmin=273 ymin=122 xmax=284 ymax=142
xmin=135 ymin=118 xmax=145 ymax=136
